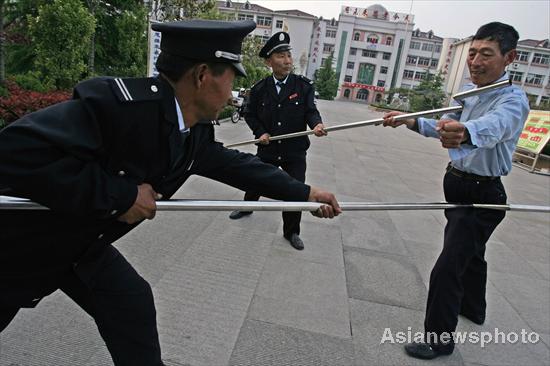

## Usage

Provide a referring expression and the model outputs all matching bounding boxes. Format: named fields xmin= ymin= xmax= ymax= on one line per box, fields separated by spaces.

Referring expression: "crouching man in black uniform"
xmin=0 ymin=20 xmax=340 ymax=366
xmin=229 ymin=31 xmax=327 ymax=250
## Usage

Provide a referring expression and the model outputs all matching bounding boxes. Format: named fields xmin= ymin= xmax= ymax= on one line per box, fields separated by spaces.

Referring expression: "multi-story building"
xmin=321 ymin=4 xmax=445 ymax=104
xmin=307 ymin=17 xmax=339 ymax=79
xmin=217 ymin=1 xmax=316 ymax=75
xmin=444 ymin=37 xmax=550 ymax=107
xmin=400 ymin=29 xmax=444 ymax=89
xmin=511 ymin=39 xmax=550 ymax=106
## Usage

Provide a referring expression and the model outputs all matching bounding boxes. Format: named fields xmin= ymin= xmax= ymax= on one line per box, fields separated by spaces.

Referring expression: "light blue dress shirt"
xmin=174 ymin=98 xmax=189 ymax=133
xmin=417 ymin=73 xmax=530 ymax=176
xmin=273 ymin=75 xmax=289 ymax=94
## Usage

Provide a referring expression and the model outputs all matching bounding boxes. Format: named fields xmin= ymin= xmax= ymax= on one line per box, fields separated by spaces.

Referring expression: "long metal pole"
xmin=225 ymin=106 xmax=463 ymax=148
xmin=452 ymin=79 xmax=511 ymax=102
xmin=224 ymin=79 xmax=512 ymax=149
xmin=1 ymin=197 xmax=548 ymax=213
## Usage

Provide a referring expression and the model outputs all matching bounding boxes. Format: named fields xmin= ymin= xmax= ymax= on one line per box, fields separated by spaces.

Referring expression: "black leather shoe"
xmin=229 ymin=210 xmax=252 ymax=220
xmin=286 ymin=233 xmax=304 ymax=250
xmin=404 ymin=342 xmax=452 ymax=360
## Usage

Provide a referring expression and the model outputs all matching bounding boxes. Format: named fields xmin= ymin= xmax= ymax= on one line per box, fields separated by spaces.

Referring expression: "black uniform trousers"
xmin=425 ymin=169 xmax=506 ymax=353
xmin=243 ymin=153 xmax=307 ymax=238
xmin=0 ymin=246 xmax=163 ymax=366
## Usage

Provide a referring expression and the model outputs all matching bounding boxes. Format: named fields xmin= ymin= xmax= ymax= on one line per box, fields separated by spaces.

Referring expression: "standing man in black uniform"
xmin=229 ymin=32 xmax=326 ymax=251
xmin=0 ymin=20 xmax=341 ymax=366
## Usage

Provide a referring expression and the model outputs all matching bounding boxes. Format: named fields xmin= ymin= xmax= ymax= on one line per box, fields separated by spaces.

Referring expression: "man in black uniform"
xmin=229 ymin=32 xmax=326 ymax=251
xmin=0 ymin=20 xmax=340 ymax=366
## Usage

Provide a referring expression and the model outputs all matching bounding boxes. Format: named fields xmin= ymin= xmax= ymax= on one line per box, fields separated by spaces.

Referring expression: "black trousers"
xmin=243 ymin=154 xmax=306 ymax=238
xmin=1 ymin=246 xmax=163 ymax=366
xmin=425 ymin=171 xmax=506 ymax=352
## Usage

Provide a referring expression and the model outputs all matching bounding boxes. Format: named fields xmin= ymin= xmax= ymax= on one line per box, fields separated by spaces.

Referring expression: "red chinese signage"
xmin=342 ymin=82 xmax=385 ymax=92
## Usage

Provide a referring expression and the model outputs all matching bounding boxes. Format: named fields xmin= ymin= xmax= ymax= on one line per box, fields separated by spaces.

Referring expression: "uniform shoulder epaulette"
xmin=108 ymin=77 xmax=163 ymax=103
xmin=250 ymin=78 xmax=266 ymax=90
xmin=298 ymin=74 xmax=314 ymax=85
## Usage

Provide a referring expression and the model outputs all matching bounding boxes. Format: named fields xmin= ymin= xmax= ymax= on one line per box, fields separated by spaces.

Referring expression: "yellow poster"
xmin=516 ymin=110 xmax=550 ymax=154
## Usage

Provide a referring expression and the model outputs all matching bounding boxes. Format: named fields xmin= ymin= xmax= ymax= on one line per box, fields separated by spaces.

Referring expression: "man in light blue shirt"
xmin=383 ymin=22 xmax=529 ymax=360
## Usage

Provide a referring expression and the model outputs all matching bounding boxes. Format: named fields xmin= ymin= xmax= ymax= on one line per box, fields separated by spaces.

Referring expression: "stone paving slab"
xmin=489 ymin=272 xmax=550 ymax=335
xmin=455 ymin=284 xmax=550 ymax=366
xmin=248 ymin=250 xmax=350 ymax=338
xmin=228 ymin=320 xmax=354 ymax=366
xmin=344 ymin=246 xmax=427 ymax=311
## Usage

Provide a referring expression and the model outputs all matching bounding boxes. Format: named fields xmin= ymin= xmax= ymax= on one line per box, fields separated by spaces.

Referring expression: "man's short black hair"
xmin=156 ymin=52 xmax=231 ymax=83
xmin=473 ymin=22 xmax=519 ymax=55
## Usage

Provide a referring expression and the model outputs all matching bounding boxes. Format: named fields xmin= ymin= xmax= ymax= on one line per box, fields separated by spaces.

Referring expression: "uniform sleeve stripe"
xmin=114 ymin=78 xmax=133 ymax=101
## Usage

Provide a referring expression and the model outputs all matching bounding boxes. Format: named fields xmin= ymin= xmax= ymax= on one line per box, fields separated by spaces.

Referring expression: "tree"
xmin=151 ymin=0 xmax=223 ymax=21
xmin=233 ymin=35 xmax=270 ymax=89
xmin=0 ymin=0 xmax=43 ymax=83
xmin=315 ymin=54 xmax=338 ymax=100
xmin=408 ymin=73 xmax=446 ymax=112
xmin=94 ymin=1 xmax=148 ymax=77
xmin=29 ymin=0 xmax=95 ymax=89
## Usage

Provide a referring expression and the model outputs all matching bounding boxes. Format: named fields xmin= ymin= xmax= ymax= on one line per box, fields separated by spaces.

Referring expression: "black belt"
xmin=446 ymin=164 xmax=499 ymax=181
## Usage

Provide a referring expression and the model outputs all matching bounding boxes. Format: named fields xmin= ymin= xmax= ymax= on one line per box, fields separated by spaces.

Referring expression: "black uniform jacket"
xmin=0 ymin=76 xmax=310 ymax=307
xmin=244 ymin=74 xmax=322 ymax=159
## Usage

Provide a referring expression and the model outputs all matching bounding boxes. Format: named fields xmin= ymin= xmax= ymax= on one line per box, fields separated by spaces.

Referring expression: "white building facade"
xmin=218 ymin=1 xmax=316 ymax=75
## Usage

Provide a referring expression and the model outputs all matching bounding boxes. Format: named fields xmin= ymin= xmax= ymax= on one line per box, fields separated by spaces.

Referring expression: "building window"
xmin=276 ymin=20 xmax=283 ymax=29
xmin=414 ymin=71 xmax=427 ymax=80
xmin=344 ymin=75 xmax=352 ymax=82
xmin=526 ymin=73 xmax=544 ymax=86
xmin=418 ymin=57 xmax=430 ymax=66
xmin=421 ymin=43 xmax=434 ymax=52
xmin=382 ymin=52 xmax=391 ymax=60
xmin=406 ymin=55 xmax=417 ymax=64
xmin=410 ymin=41 xmax=421 ymax=50
xmin=532 ymin=53 xmax=549 ymax=65
xmin=354 ymin=32 xmax=360 ymax=41
xmin=237 ymin=14 xmax=253 ymax=21
xmin=225 ymin=1 xmax=231 ymax=7
xmin=256 ymin=16 xmax=272 ymax=27
xmin=385 ymin=37 xmax=393 ymax=46
xmin=244 ymin=1 xmax=251 ymax=10
xmin=377 ymin=80 xmax=385 ymax=87
xmin=516 ymin=51 xmax=529 ymax=62
xmin=430 ymin=59 xmax=438 ymax=67
xmin=509 ymin=71 xmax=523 ymax=82
xmin=326 ymin=29 xmax=337 ymax=38
xmin=356 ymin=89 xmax=369 ymax=100
xmin=403 ymin=70 xmax=414 ymax=79
xmin=541 ymin=96 xmax=550 ymax=106
xmin=380 ymin=66 xmax=388 ymax=74
xmin=347 ymin=61 xmax=355 ymax=69
xmin=362 ymin=49 xmax=377 ymax=58
xmin=435 ymin=44 xmax=442 ymax=53
xmin=323 ymin=44 xmax=334 ymax=53
xmin=350 ymin=48 xmax=357 ymax=55
xmin=367 ymin=34 xmax=379 ymax=44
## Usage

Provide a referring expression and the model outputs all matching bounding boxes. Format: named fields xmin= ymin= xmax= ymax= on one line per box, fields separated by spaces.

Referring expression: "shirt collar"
xmin=174 ymin=98 xmax=189 ymax=132
xmin=273 ymin=75 xmax=289 ymax=85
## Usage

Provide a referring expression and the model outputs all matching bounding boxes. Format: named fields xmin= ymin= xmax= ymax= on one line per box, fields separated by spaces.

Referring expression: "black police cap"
xmin=259 ymin=32 xmax=292 ymax=59
xmin=152 ymin=19 xmax=256 ymax=77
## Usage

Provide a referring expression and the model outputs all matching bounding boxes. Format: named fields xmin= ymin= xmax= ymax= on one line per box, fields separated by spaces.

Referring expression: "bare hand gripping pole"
xmin=224 ymin=79 xmax=512 ymax=148
xmin=1 ymin=197 xmax=548 ymax=213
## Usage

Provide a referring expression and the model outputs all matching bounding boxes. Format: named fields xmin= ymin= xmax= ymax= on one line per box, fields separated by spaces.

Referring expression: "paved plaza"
xmin=1 ymin=99 xmax=549 ymax=366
